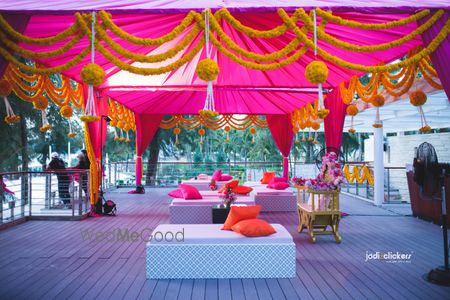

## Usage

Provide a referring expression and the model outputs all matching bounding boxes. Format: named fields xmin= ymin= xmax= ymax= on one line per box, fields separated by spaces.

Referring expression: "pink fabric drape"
xmin=419 ymin=10 xmax=450 ymax=101
xmin=0 ymin=13 xmax=30 ymax=78
xmin=266 ymin=114 xmax=294 ymax=179
xmin=135 ymin=114 xmax=164 ymax=185
xmin=324 ymin=87 xmax=347 ymax=152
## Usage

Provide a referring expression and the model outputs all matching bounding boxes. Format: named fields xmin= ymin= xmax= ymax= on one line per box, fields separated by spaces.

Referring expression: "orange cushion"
xmin=260 ymin=172 xmax=276 ymax=184
xmin=233 ymin=186 xmax=253 ymax=195
xmin=231 ymin=219 xmax=277 ymax=237
xmin=218 ymin=180 xmax=240 ymax=193
xmin=222 ymin=205 xmax=261 ymax=230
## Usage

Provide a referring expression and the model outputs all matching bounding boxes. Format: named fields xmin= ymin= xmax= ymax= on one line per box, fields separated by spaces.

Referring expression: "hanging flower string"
xmin=1 ymin=79 xmax=20 ymax=124
xmin=198 ymin=127 xmax=205 ymax=145
xmin=249 ymin=127 xmax=257 ymax=144
xmin=39 ymin=110 xmax=52 ymax=133
xmin=409 ymin=90 xmax=431 ymax=133
xmin=346 ymin=104 xmax=358 ymax=133
xmin=197 ymin=9 xmax=219 ymax=119
xmin=113 ymin=127 xmax=120 ymax=141
xmin=371 ymin=94 xmax=385 ymax=128
xmin=224 ymin=125 xmax=231 ymax=142
xmin=80 ymin=12 xmax=103 ymax=123
xmin=305 ymin=10 xmax=329 ymax=120
xmin=173 ymin=127 xmax=181 ymax=145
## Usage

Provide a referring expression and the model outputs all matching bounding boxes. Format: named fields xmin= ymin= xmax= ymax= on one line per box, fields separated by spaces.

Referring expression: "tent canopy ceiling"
xmin=1 ymin=1 xmax=448 ymax=115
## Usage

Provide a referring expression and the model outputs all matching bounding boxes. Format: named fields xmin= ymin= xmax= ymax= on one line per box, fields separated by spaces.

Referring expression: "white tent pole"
xmin=373 ymin=123 xmax=384 ymax=206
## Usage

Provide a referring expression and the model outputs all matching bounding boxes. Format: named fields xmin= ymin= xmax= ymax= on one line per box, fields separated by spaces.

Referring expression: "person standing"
xmin=46 ymin=152 xmax=70 ymax=205
xmin=73 ymin=151 xmax=90 ymax=195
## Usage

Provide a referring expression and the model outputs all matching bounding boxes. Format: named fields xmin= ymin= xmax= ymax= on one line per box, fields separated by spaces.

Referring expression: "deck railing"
xmin=0 ymin=170 xmax=90 ymax=224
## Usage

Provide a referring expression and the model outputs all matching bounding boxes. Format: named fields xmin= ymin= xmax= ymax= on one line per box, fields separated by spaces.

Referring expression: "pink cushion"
xmin=268 ymin=182 xmax=290 ymax=190
xmin=269 ymin=177 xmax=288 ymax=185
xmin=168 ymin=189 xmax=183 ymax=198
xmin=220 ymin=174 xmax=233 ymax=181
xmin=179 ymin=184 xmax=203 ymax=200
xmin=212 ymin=170 xmax=222 ymax=181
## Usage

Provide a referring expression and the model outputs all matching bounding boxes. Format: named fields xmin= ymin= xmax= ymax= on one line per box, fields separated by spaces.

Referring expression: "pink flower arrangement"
xmin=209 ymin=179 xmax=218 ymax=191
xmin=291 ymin=177 xmax=307 ymax=187
xmin=306 ymin=152 xmax=345 ymax=192
xmin=220 ymin=185 xmax=237 ymax=207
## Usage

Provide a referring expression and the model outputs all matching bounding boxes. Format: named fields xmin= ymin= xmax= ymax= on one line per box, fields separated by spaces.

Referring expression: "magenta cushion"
xmin=269 ymin=177 xmax=288 ymax=185
xmin=268 ymin=182 xmax=290 ymax=190
xmin=179 ymin=184 xmax=203 ymax=200
xmin=212 ymin=170 xmax=222 ymax=181
xmin=168 ymin=189 xmax=183 ymax=198
xmin=220 ymin=174 xmax=233 ymax=181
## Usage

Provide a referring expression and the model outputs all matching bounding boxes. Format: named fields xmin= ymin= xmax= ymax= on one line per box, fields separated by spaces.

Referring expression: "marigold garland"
xmin=343 ymin=165 xmax=374 ymax=185
xmin=196 ymin=58 xmax=220 ymax=81
xmin=80 ymin=115 xmax=101 ymax=122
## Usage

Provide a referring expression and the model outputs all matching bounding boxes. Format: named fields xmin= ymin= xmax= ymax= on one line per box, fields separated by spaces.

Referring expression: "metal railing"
xmin=0 ymin=170 xmax=90 ymax=224
xmin=105 ymin=161 xmax=284 ymax=188
xmin=342 ymin=164 xmax=409 ymax=204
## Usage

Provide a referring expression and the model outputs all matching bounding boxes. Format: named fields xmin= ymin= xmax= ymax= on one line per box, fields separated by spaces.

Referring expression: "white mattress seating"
xmin=170 ymin=196 xmax=255 ymax=223
xmin=181 ymin=178 xmax=232 ymax=191
xmin=249 ymin=186 xmax=297 ymax=212
xmin=146 ymin=224 xmax=296 ymax=279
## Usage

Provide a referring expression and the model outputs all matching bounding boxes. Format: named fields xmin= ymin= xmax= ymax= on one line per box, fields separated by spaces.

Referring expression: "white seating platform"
xmin=146 ymin=224 xmax=296 ymax=279
xmin=244 ymin=182 xmax=296 ymax=212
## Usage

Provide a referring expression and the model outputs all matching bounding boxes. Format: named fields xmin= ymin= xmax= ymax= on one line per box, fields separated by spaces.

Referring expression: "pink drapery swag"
xmin=419 ymin=10 xmax=450 ymax=101
xmin=266 ymin=114 xmax=294 ymax=179
xmin=135 ymin=114 xmax=164 ymax=185
xmin=324 ymin=87 xmax=347 ymax=152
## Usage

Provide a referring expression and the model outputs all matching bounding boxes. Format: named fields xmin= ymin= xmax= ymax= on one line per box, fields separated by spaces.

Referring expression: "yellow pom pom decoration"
xmin=60 ymin=105 xmax=73 ymax=118
xmin=198 ymin=109 xmax=219 ymax=118
xmin=198 ymin=128 xmax=206 ymax=136
xmin=305 ymin=61 xmax=328 ymax=84
xmin=371 ymin=95 xmax=385 ymax=107
xmin=224 ymin=125 xmax=231 ymax=132
xmin=109 ymin=119 xmax=117 ymax=127
xmin=173 ymin=127 xmax=181 ymax=135
xmin=419 ymin=125 xmax=432 ymax=133
xmin=80 ymin=63 xmax=105 ymax=86
xmin=116 ymin=120 xmax=125 ymax=129
xmin=33 ymin=96 xmax=48 ymax=110
xmin=196 ymin=58 xmax=220 ymax=81
xmin=348 ymin=128 xmax=356 ymax=134
xmin=0 ymin=79 xmax=12 ymax=97
xmin=317 ymin=108 xmax=330 ymax=119
xmin=409 ymin=90 xmax=427 ymax=107
xmin=249 ymin=127 xmax=257 ymax=135
xmin=346 ymin=105 xmax=359 ymax=116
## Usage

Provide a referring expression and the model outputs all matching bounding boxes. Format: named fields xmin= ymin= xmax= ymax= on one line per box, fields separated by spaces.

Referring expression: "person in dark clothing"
xmin=46 ymin=152 xmax=70 ymax=204
xmin=73 ymin=151 xmax=90 ymax=195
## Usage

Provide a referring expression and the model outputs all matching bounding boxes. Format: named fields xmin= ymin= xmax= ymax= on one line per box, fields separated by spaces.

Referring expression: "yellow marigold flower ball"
xmin=311 ymin=122 xmax=320 ymax=131
xmin=249 ymin=127 xmax=257 ymax=135
xmin=348 ymin=128 xmax=356 ymax=134
xmin=346 ymin=105 xmax=359 ymax=116
xmin=371 ymin=94 xmax=385 ymax=107
xmin=224 ymin=125 xmax=231 ymax=132
xmin=109 ymin=119 xmax=117 ymax=127
xmin=4 ymin=115 xmax=21 ymax=124
xmin=372 ymin=123 xmax=383 ymax=128
xmin=67 ymin=132 xmax=77 ymax=137
xmin=60 ymin=105 xmax=73 ymax=118
xmin=409 ymin=90 xmax=427 ymax=107
xmin=196 ymin=58 xmax=220 ymax=81
xmin=198 ymin=128 xmax=206 ymax=136
xmin=173 ymin=127 xmax=181 ymax=135
xmin=80 ymin=63 xmax=105 ymax=86
xmin=114 ymin=136 xmax=120 ymax=141
xmin=293 ymin=127 xmax=299 ymax=133
xmin=305 ymin=61 xmax=328 ymax=84
xmin=419 ymin=125 xmax=432 ymax=133
xmin=317 ymin=108 xmax=330 ymax=119
xmin=33 ymin=96 xmax=48 ymax=110
xmin=0 ymin=79 xmax=12 ymax=97
xmin=123 ymin=123 xmax=131 ymax=131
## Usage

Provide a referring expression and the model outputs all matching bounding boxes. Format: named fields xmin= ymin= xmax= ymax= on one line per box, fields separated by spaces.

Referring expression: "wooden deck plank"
xmin=0 ymin=188 xmax=450 ymax=300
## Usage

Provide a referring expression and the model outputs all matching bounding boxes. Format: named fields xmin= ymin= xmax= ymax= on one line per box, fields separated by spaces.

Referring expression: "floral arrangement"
xmin=209 ymin=179 xmax=218 ymax=191
xmin=291 ymin=177 xmax=307 ymax=187
xmin=196 ymin=58 xmax=220 ymax=81
xmin=198 ymin=109 xmax=219 ymax=118
xmin=220 ymin=185 xmax=237 ymax=207
xmin=305 ymin=61 xmax=328 ymax=84
xmin=306 ymin=152 xmax=345 ymax=192
xmin=60 ymin=105 xmax=73 ymax=118
xmin=33 ymin=96 xmax=49 ymax=110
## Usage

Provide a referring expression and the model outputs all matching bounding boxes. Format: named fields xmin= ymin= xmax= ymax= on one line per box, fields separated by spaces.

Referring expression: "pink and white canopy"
xmin=1 ymin=0 xmax=448 ymax=115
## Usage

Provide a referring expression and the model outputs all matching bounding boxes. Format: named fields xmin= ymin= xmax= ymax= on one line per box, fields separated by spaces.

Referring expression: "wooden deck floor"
xmin=0 ymin=188 xmax=449 ymax=300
